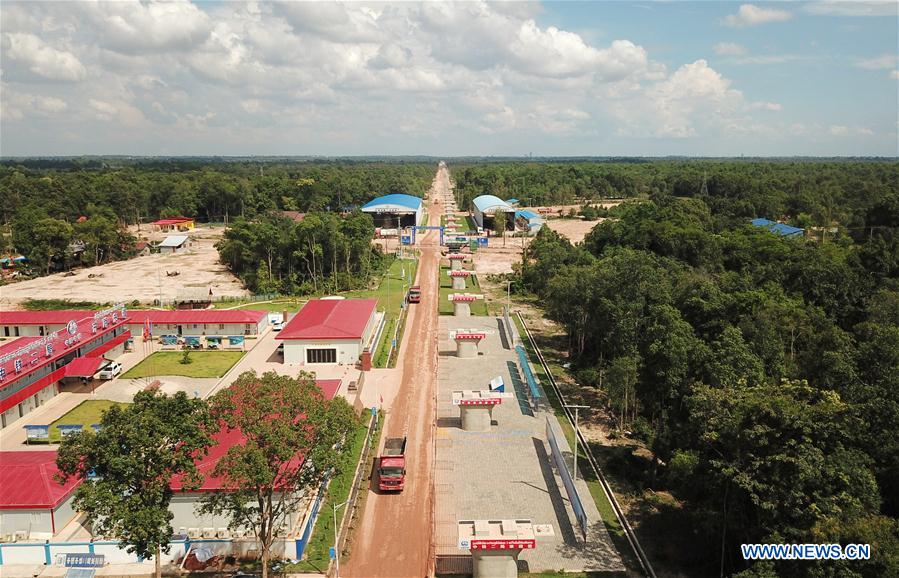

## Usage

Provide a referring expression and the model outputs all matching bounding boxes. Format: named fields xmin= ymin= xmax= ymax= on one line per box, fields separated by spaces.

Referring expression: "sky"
xmin=1 ymin=1 xmax=897 ymax=157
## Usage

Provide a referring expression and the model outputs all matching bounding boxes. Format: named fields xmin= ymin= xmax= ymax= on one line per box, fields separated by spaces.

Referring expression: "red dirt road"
xmin=342 ymin=166 xmax=446 ymax=578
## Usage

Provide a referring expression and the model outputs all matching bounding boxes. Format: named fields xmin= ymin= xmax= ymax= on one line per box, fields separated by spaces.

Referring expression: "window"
xmin=306 ymin=348 xmax=337 ymax=364
xmin=219 ymin=324 xmax=225 ymax=330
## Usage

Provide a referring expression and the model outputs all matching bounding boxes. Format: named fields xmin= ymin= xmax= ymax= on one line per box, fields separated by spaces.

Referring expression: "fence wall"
xmin=0 ymin=539 xmax=298 ymax=567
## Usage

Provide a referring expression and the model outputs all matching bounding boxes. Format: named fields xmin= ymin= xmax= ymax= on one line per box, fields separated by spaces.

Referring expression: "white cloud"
xmin=0 ymin=90 xmax=68 ymax=121
xmin=724 ymin=4 xmax=792 ymax=27
xmin=805 ymin=1 xmax=897 ymax=17
xmin=713 ymin=42 xmax=747 ymax=56
xmin=856 ymin=54 xmax=898 ymax=70
xmin=3 ymin=33 xmax=86 ymax=81
xmin=83 ymin=0 xmax=212 ymax=53
xmin=611 ymin=59 xmax=744 ymax=138
xmin=829 ymin=125 xmax=849 ymax=136
xmin=891 ymin=70 xmax=899 ymax=80
xmin=747 ymin=101 xmax=782 ymax=111
xmin=89 ymin=98 xmax=146 ymax=126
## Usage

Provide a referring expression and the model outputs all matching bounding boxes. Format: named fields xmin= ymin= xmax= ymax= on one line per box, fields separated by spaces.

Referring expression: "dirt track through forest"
xmin=342 ymin=166 xmax=446 ymax=578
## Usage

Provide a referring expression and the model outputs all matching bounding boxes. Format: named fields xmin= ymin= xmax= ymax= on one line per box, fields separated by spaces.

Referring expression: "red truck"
xmin=377 ymin=437 xmax=407 ymax=492
xmin=407 ymin=285 xmax=421 ymax=304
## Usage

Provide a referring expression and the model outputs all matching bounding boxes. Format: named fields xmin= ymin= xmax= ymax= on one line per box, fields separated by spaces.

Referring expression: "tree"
xmin=198 ymin=371 xmax=357 ymax=578
xmin=56 ymin=392 xmax=212 ymax=578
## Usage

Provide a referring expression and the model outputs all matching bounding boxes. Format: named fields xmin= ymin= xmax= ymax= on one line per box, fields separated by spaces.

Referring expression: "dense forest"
xmin=216 ymin=210 xmax=383 ymax=294
xmin=454 ymin=160 xmax=897 ymax=233
xmin=512 ymin=168 xmax=898 ymax=575
xmin=0 ymin=160 xmax=434 ymax=279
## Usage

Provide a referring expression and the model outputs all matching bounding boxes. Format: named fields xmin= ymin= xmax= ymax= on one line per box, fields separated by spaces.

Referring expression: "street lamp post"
xmin=332 ymin=499 xmax=349 ymax=577
xmin=564 ymin=404 xmax=589 ymax=482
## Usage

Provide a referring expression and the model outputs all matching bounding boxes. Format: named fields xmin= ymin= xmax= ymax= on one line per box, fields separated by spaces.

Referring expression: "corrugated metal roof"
xmin=64 ymin=356 xmax=103 ymax=378
xmin=751 ymin=218 xmax=804 ymax=237
xmin=158 ymin=235 xmax=189 ymax=248
xmin=361 ymin=194 xmax=422 ymax=212
xmin=516 ymin=210 xmax=541 ymax=221
xmin=0 ymin=451 xmax=82 ymax=509
xmin=276 ymin=299 xmax=376 ymax=340
xmin=2 ymin=310 xmax=266 ymax=325
xmin=472 ymin=195 xmax=513 ymax=213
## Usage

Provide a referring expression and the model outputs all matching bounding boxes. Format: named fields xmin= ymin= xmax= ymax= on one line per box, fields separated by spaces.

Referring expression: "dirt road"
xmin=343 ymin=165 xmax=446 ymax=578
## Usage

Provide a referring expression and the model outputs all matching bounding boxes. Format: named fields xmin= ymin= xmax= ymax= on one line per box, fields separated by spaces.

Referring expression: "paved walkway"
xmin=434 ymin=314 xmax=625 ymax=574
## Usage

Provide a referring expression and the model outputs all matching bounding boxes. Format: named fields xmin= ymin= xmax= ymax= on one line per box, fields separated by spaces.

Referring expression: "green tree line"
xmin=216 ymin=210 xmax=382 ymax=294
xmin=452 ymin=160 xmax=897 ymax=234
xmin=517 ymin=187 xmax=899 ymax=576
xmin=0 ymin=160 xmax=434 ymax=225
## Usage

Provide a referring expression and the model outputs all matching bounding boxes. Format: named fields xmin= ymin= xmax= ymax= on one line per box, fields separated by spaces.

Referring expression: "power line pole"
xmin=564 ymin=404 xmax=589 ymax=482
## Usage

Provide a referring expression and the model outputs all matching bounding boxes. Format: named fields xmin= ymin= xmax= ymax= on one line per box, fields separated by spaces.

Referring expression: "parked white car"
xmin=96 ymin=361 xmax=122 ymax=380
xmin=271 ymin=320 xmax=284 ymax=331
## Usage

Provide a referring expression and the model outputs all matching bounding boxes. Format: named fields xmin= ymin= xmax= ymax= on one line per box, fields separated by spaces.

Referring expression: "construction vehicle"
xmin=377 ymin=437 xmax=407 ymax=492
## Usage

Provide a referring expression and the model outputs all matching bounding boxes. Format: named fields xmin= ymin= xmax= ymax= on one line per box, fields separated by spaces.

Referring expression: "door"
xmin=177 ymin=325 xmax=183 ymax=336
xmin=306 ymin=348 xmax=337 ymax=364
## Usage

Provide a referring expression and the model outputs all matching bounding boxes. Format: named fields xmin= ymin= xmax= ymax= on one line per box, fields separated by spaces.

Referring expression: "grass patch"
xmin=121 ymin=351 xmax=244 ymax=378
xmin=45 ymin=400 xmax=128 ymax=442
xmin=346 ymin=258 xmax=418 ymax=368
xmin=284 ymin=416 xmax=379 ymax=572
xmin=231 ymin=300 xmax=306 ymax=312
xmin=438 ymin=266 xmax=487 ymax=316
xmin=512 ymin=313 xmax=638 ymax=572
xmin=465 ymin=215 xmax=478 ymax=231
xmin=23 ymin=299 xmax=108 ymax=311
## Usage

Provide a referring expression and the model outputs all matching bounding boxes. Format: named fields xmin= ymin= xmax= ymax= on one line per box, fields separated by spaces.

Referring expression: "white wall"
xmin=129 ymin=322 xmax=263 ymax=337
xmin=0 ymin=508 xmax=53 ymax=537
xmin=283 ymin=339 xmax=360 ymax=365
xmin=52 ymin=494 xmax=78 ymax=535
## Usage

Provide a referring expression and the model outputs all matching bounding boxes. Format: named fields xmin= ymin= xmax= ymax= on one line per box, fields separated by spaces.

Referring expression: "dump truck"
xmin=377 ymin=436 xmax=407 ymax=492
xmin=407 ymin=285 xmax=421 ymax=304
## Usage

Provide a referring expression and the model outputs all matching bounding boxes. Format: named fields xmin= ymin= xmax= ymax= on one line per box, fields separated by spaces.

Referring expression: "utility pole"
xmin=332 ymin=500 xmax=349 ymax=577
xmin=564 ymin=404 xmax=590 ymax=482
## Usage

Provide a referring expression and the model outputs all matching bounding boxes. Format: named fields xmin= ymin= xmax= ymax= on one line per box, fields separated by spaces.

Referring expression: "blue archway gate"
xmin=416 ymin=225 xmax=445 ymax=245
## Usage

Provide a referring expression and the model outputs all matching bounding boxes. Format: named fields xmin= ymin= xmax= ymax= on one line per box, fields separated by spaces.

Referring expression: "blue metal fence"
xmin=545 ymin=417 xmax=588 ymax=542
xmin=516 ymin=345 xmax=542 ymax=402
xmin=294 ymin=475 xmax=330 ymax=559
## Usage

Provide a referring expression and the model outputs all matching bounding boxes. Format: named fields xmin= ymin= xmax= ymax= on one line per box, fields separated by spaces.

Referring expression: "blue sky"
xmin=1 ymin=1 xmax=896 ymax=156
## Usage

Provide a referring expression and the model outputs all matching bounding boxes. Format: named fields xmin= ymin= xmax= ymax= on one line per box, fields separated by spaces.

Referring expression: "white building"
xmin=157 ymin=235 xmax=190 ymax=254
xmin=276 ymin=299 xmax=378 ymax=365
xmin=0 ymin=451 xmax=80 ymax=539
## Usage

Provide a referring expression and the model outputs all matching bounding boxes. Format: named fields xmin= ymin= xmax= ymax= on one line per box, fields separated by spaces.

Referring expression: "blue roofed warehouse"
xmin=361 ymin=193 xmax=424 ymax=228
xmin=472 ymin=195 xmax=515 ymax=230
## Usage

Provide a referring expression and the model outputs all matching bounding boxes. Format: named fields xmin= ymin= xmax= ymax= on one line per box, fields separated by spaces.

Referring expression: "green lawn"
xmin=438 ymin=266 xmax=487 ymax=315
xmin=284 ymin=417 xmax=378 ymax=572
xmin=465 ymin=215 xmax=479 ymax=231
xmin=213 ymin=299 xmax=307 ymax=312
xmin=45 ymin=400 xmax=129 ymax=442
xmin=345 ymin=258 xmax=418 ymax=367
xmin=120 ymin=351 xmax=244 ymax=379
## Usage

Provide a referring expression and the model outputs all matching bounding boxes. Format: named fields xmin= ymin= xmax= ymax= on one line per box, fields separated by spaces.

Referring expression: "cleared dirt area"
xmin=544 ymin=217 xmax=604 ymax=244
xmin=0 ymin=226 xmax=248 ymax=309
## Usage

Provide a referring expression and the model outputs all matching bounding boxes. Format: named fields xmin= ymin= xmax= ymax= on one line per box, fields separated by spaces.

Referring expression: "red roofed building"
xmin=276 ymin=299 xmax=379 ymax=365
xmin=1 ymin=309 xmax=269 ymax=339
xmin=168 ymin=378 xmax=337 ymax=537
xmin=150 ymin=217 xmax=195 ymax=232
xmin=0 ymin=451 xmax=82 ymax=538
xmin=0 ymin=306 xmax=131 ymax=429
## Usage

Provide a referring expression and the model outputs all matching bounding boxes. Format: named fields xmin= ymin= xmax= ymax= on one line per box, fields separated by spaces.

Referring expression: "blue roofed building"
xmin=361 ymin=193 xmax=424 ymax=227
xmin=751 ymin=218 xmax=804 ymax=237
xmin=472 ymin=195 xmax=515 ymax=230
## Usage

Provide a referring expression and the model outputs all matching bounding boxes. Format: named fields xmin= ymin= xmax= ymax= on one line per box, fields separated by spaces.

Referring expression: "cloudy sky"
xmin=1 ymin=1 xmax=897 ymax=157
